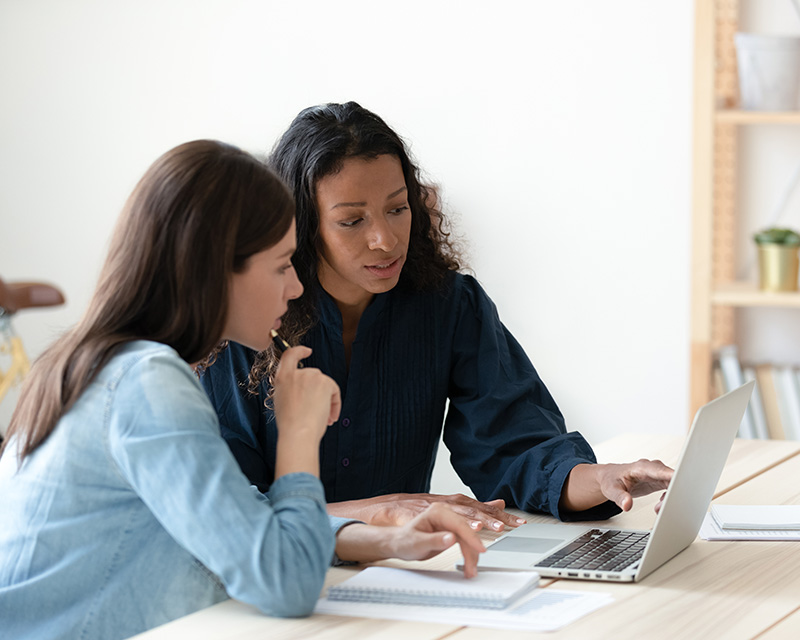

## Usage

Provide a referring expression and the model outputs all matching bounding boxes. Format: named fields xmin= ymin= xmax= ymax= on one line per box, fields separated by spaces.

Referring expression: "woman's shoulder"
xmin=391 ymin=270 xmax=493 ymax=314
xmin=101 ymin=341 xmax=218 ymax=437
xmin=389 ymin=272 xmax=496 ymax=333
xmin=433 ymin=271 xmax=493 ymax=309
xmin=397 ymin=270 xmax=481 ymax=299
xmin=110 ymin=339 xmax=183 ymax=367
xmin=99 ymin=340 xmax=195 ymax=392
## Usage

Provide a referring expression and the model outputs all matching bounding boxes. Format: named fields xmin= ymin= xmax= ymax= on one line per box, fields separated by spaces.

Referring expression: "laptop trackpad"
xmin=489 ymin=536 xmax=563 ymax=554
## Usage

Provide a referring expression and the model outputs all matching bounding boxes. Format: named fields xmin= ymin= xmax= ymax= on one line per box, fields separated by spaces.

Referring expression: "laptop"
xmin=468 ymin=381 xmax=754 ymax=582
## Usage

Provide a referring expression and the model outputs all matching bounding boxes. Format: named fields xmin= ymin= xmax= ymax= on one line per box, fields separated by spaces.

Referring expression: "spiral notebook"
xmin=326 ymin=567 xmax=539 ymax=609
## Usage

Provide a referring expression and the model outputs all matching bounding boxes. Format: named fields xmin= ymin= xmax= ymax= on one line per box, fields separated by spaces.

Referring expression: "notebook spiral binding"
xmin=327 ymin=586 xmax=509 ymax=609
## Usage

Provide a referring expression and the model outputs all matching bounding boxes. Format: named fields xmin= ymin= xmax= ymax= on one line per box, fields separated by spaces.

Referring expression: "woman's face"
xmin=315 ymin=154 xmax=412 ymax=307
xmin=225 ymin=219 xmax=303 ymax=350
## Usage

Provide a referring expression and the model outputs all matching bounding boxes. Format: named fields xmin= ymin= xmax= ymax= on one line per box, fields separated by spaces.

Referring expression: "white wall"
xmin=0 ymin=1 xmax=695 ymax=492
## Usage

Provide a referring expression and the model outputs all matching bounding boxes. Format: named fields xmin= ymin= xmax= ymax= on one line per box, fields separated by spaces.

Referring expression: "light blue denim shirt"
xmin=0 ymin=340 xmax=338 ymax=640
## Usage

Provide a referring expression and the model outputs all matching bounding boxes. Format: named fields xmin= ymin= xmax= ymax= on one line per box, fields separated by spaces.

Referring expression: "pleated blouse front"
xmin=201 ymin=272 xmax=618 ymax=520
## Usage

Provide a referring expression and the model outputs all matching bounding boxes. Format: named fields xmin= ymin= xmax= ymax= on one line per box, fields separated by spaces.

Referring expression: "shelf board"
xmin=715 ymin=110 xmax=800 ymax=124
xmin=712 ymin=281 xmax=800 ymax=308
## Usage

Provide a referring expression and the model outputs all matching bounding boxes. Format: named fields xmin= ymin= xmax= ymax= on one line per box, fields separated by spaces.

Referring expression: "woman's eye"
xmin=279 ymin=263 xmax=294 ymax=274
xmin=389 ymin=205 xmax=410 ymax=215
xmin=339 ymin=218 xmax=363 ymax=228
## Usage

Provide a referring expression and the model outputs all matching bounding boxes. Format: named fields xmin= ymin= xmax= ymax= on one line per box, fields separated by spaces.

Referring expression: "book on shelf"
xmin=325 ymin=567 xmax=539 ymax=610
xmin=756 ymin=363 xmax=785 ymax=440
xmin=774 ymin=366 xmax=800 ymax=441
xmin=743 ymin=367 xmax=769 ymax=440
xmin=713 ymin=364 xmax=726 ymax=399
xmin=716 ymin=345 xmax=758 ymax=439
xmin=714 ymin=347 xmax=800 ymax=441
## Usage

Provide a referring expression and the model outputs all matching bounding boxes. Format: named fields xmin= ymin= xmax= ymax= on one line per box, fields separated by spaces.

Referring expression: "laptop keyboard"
xmin=536 ymin=529 xmax=650 ymax=573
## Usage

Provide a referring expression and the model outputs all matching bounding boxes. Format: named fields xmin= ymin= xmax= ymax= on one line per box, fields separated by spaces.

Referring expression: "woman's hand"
xmin=272 ymin=346 xmax=341 ymax=478
xmin=334 ymin=503 xmax=487 ymax=577
xmin=327 ymin=493 xmax=527 ymax=532
xmin=560 ymin=460 xmax=674 ymax=514
xmin=595 ymin=460 xmax=674 ymax=512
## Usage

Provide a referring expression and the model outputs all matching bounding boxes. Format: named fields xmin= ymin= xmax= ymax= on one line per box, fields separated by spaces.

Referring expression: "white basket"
xmin=735 ymin=33 xmax=800 ymax=111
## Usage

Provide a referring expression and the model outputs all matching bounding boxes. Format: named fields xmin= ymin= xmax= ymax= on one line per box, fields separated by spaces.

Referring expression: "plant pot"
xmin=757 ymin=243 xmax=800 ymax=291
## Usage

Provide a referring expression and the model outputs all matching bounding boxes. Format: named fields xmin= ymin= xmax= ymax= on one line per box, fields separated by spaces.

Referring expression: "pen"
xmin=270 ymin=329 xmax=303 ymax=368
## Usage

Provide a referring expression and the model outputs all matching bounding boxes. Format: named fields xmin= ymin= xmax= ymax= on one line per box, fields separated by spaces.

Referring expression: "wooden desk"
xmin=132 ymin=437 xmax=800 ymax=640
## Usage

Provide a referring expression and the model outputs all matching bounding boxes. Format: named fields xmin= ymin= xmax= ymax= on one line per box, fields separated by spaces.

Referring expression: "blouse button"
xmin=341 ymin=457 xmax=350 ymax=467
xmin=342 ymin=418 xmax=351 ymax=427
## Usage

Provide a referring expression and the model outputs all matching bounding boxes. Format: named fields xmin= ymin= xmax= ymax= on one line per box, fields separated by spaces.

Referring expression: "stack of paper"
xmin=711 ymin=505 xmax=800 ymax=530
xmin=700 ymin=505 xmax=800 ymax=541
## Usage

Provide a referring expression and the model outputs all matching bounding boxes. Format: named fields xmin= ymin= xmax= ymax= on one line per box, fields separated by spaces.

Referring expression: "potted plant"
xmin=753 ymin=227 xmax=800 ymax=292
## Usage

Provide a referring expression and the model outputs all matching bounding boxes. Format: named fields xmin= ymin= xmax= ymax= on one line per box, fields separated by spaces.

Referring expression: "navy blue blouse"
xmin=201 ymin=273 xmax=618 ymax=521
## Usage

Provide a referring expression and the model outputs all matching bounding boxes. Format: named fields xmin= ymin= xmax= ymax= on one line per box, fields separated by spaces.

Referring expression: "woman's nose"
xmin=286 ymin=266 xmax=303 ymax=300
xmin=368 ymin=217 xmax=398 ymax=252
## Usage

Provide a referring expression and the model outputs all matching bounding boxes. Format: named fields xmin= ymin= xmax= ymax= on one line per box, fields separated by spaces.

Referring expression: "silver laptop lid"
xmin=635 ymin=380 xmax=754 ymax=579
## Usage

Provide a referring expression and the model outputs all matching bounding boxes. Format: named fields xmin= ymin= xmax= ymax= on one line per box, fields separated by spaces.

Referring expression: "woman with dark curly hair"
xmin=201 ymin=102 xmax=673 ymax=531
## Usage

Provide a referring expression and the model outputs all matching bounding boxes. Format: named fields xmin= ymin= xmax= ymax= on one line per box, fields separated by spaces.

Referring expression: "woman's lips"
xmin=365 ymin=257 xmax=403 ymax=279
xmin=272 ymin=308 xmax=287 ymax=331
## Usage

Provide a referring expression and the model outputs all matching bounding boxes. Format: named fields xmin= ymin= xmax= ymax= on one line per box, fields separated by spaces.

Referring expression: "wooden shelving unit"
xmin=690 ymin=0 xmax=800 ymax=418
xmin=711 ymin=281 xmax=800 ymax=307
xmin=715 ymin=110 xmax=800 ymax=124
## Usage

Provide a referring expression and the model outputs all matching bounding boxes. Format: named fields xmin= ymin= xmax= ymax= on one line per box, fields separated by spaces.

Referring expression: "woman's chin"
xmin=366 ymin=274 xmax=401 ymax=294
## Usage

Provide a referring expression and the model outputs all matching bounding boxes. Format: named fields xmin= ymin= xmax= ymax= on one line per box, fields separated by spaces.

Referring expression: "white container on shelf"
xmin=735 ymin=33 xmax=800 ymax=110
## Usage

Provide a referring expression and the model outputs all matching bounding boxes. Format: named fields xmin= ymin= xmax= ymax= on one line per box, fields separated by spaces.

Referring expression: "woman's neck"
xmin=337 ymin=296 xmax=371 ymax=368
xmin=318 ymin=285 xmax=372 ymax=368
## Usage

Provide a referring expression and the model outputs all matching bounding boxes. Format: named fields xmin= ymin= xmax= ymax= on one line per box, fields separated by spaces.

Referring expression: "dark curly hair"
xmin=248 ymin=102 xmax=463 ymax=392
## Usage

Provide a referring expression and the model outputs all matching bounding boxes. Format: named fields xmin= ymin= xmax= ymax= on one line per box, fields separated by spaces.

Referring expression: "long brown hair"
xmin=2 ymin=140 xmax=294 ymax=461
xmin=248 ymin=101 xmax=462 ymax=393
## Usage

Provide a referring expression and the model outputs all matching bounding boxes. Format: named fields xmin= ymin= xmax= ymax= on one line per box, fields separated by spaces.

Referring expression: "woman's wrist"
xmin=327 ymin=496 xmax=394 ymax=525
xmin=273 ymin=433 xmax=320 ymax=479
xmin=559 ymin=463 xmax=605 ymax=512
xmin=334 ymin=523 xmax=396 ymax=563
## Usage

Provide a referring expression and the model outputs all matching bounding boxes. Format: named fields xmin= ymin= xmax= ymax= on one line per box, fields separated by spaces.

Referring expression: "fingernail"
xmin=443 ymin=533 xmax=455 ymax=544
xmin=516 ymin=518 xmax=526 ymax=524
xmin=470 ymin=521 xmax=481 ymax=529
xmin=492 ymin=522 xmax=502 ymax=530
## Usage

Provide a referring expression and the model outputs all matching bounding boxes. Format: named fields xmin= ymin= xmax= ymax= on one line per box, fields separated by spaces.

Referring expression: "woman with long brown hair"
xmin=0 ymin=140 xmax=483 ymax=640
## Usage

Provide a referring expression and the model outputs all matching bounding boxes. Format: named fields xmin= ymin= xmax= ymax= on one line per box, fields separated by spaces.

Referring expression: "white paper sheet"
xmin=699 ymin=513 xmax=800 ymax=541
xmin=314 ymin=587 xmax=613 ymax=632
xmin=711 ymin=504 xmax=800 ymax=530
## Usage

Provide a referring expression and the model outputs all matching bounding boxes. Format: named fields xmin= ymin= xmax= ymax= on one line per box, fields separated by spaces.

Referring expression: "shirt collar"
xmin=314 ymin=281 xmax=391 ymax=337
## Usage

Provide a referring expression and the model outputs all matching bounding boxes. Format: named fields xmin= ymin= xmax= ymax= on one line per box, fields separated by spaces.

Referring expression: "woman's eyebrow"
xmin=331 ymin=186 xmax=408 ymax=210
xmin=386 ymin=186 xmax=407 ymax=200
